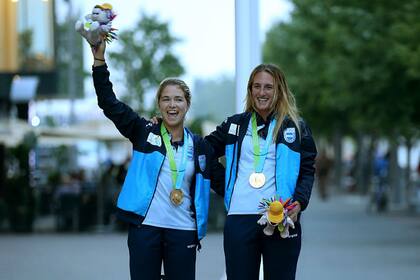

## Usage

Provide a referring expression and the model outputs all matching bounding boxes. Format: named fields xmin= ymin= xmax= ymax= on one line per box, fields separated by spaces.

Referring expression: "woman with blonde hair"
xmin=91 ymin=40 xmax=224 ymax=280
xmin=205 ymin=63 xmax=317 ymax=280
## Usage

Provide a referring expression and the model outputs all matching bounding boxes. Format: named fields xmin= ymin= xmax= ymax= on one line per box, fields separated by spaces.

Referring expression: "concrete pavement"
xmin=298 ymin=194 xmax=420 ymax=280
xmin=1 ymin=194 xmax=420 ymax=279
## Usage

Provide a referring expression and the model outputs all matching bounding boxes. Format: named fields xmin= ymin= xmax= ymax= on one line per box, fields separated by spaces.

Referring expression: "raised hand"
xmin=91 ymin=39 xmax=106 ymax=66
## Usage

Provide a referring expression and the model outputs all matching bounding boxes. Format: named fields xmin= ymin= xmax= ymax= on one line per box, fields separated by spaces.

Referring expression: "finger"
xmin=289 ymin=211 xmax=298 ymax=222
xmin=292 ymin=201 xmax=301 ymax=212
xmin=288 ymin=210 xmax=297 ymax=220
xmin=150 ymin=116 xmax=160 ymax=124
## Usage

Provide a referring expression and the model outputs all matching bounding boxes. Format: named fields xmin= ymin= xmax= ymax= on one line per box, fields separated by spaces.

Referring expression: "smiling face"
xmin=245 ymin=64 xmax=300 ymax=140
xmin=158 ymin=84 xmax=189 ymax=130
xmin=251 ymin=71 xmax=275 ymax=119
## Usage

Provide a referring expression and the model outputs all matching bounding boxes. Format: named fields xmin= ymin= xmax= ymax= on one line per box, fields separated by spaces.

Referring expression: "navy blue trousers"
xmin=224 ymin=215 xmax=301 ymax=280
xmin=128 ymin=224 xmax=197 ymax=280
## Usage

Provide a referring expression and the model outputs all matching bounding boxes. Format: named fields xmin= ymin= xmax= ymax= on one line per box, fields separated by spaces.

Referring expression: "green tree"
xmin=18 ymin=29 xmax=54 ymax=71
xmin=264 ymin=0 xmax=420 ymax=194
xmin=108 ymin=13 xmax=185 ymax=115
xmin=56 ymin=18 xmax=85 ymax=98
xmin=4 ymin=133 xmax=37 ymax=232
xmin=18 ymin=29 xmax=33 ymax=69
xmin=264 ymin=0 xmax=420 ymax=138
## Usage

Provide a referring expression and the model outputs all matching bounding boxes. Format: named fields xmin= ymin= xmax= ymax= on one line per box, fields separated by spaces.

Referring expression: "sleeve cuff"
xmin=92 ymin=63 xmax=108 ymax=71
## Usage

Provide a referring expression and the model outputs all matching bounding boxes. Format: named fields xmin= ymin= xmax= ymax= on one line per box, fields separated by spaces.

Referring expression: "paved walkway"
xmin=298 ymin=194 xmax=420 ymax=279
xmin=1 ymin=194 xmax=420 ymax=279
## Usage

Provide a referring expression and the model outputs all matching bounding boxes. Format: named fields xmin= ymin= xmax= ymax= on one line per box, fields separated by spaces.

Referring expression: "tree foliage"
xmin=108 ymin=13 xmax=185 ymax=115
xmin=56 ymin=17 xmax=85 ymax=98
xmin=264 ymin=0 xmax=420 ymax=138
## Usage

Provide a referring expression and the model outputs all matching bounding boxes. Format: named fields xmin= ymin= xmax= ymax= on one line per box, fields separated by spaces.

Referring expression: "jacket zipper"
xmin=191 ymin=136 xmax=199 ymax=241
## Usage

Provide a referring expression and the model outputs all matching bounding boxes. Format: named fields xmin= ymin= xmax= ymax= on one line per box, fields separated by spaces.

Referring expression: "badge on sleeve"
xmin=147 ymin=132 xmax=162 ymax=147
xmin=228 ymin=123 xmax=239 ymax=136
xmin=198 ymin=154 xmax=206 ymax=172
xmin=283 ymin=128 xmax=296 ymax=143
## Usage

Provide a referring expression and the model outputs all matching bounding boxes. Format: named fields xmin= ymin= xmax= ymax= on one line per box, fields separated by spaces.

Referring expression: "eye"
xmin=264 ymin=85 xmax=273 ymax=91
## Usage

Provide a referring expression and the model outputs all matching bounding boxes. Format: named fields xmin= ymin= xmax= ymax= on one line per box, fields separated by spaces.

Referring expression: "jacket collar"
xmin=254 ymin=111 xmax=275 ymax=127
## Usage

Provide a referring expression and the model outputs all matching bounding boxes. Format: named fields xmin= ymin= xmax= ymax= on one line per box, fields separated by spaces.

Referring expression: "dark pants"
xmin=128 ymin=224 xmax=197 ymax=280
xmin=224 ymin=215 xmax=301 ymax=280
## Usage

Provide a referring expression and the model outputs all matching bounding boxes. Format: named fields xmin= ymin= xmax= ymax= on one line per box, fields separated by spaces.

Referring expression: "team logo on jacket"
xmin=198 ymin=155 xmax=206 ymax=172
xmin=284 ymin=128 xmax=296 ymax=143
xmin=228 ymin=123 xmax=239 ymax=136
xmin=147 ymin=132 xmax=162 ymax=147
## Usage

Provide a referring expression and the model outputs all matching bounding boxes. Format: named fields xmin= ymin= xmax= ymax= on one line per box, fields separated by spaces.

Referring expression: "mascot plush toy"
xmin=257 ymin=197 xmax=296 ymax=238
xmin=75 ymin=3 xmax=117 ymax=48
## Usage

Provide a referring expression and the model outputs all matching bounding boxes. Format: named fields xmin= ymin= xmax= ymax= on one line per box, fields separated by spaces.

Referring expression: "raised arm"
xmin=91 ymin=40 xmax=148 ymax=142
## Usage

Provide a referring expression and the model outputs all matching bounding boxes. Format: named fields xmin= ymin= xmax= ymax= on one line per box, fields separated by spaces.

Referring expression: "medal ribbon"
xmin=160 ymin=123 xmax=189 ymax=190
xmin=251 ymin=112 xmax=276 ymax=173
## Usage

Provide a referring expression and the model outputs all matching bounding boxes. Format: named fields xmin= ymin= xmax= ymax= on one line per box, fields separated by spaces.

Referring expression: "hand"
xmin=288 ymin=201 xmax=301 ymax=222
xmin=149 ymin=116 xmax=161 ymax=125
xmin=91 ymin=39 xmax=106 ymax=66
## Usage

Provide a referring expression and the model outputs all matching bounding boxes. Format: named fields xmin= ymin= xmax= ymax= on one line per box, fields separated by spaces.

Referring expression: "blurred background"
xmin=0 ymin=0 xmax=419 ymax=279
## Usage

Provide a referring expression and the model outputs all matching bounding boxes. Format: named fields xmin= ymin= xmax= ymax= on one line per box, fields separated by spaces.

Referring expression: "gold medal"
xmin=170 ymin=189 xmax=184 ymax=206
xmin=249 ymin=172 xmax=266 ymax=189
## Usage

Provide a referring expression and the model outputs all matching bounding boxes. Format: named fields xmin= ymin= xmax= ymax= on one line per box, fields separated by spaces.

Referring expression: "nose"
xmin=168 ymin=99 xmax=176 ymax=107
xmin=256 ymin=88 xmax=264 ymax=95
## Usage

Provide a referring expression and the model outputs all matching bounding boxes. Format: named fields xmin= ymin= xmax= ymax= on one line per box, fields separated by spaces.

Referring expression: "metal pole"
xmin=235 ymin=0 xmax=261 ymax=113
xmin=234 ymin=1 xmax=262 ymax=277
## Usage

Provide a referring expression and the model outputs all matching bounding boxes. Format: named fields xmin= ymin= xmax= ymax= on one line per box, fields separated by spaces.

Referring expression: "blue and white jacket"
xmin=92 ymin=64 xmax=224 ymax=241
xmin=205 ymin=112 xmax=317 ymax=212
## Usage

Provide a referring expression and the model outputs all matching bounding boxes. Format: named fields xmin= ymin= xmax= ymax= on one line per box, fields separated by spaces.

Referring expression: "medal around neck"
xmin=249 ymin=112 xmax=276 ymax=189
xmin=170 ymin=189 xmax=184 ymax=206
xmin=249 ymin=172 xmax=266 ymax=189
xmin=161 ymin=123 xmax=189 ymax=207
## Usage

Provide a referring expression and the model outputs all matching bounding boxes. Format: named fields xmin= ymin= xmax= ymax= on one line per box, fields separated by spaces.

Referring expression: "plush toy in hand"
xmin=75 ymin=3 xmax=117 ymax=48
xmin=257 ymin=197 xmax=295 ymax=238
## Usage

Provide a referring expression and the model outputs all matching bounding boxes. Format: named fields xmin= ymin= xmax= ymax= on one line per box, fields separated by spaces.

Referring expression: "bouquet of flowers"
xmin=257 ymin=197 xmax=296 ymax=238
